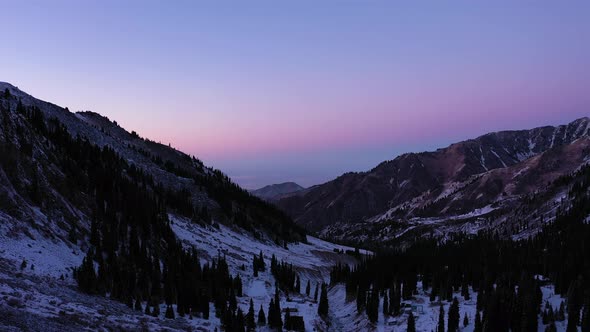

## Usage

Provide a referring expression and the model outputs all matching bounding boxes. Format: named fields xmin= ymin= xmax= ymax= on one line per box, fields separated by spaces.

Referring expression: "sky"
xmin=1 ymin=1 xmax=589 ymax=189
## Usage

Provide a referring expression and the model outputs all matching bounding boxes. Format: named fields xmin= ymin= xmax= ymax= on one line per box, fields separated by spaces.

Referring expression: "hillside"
xmin=0 ymin=82 xmax=357 ymax=331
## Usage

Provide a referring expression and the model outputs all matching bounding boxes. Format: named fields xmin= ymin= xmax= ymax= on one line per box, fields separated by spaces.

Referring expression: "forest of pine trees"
xmin=329 ymin=164 xmax=590 ymax=331
xmin=0 ymin=97 xmax=309 ymax=330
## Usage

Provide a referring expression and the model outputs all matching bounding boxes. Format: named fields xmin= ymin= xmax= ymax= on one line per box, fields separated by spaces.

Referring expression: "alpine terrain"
xmin=1 ymin=82 xmax=589 ymax=332
xmin=277 ymin=118 xmax=590 ymax=245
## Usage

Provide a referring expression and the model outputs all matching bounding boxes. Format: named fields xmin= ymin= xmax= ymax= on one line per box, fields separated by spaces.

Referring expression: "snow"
xmin=479 ymin=146 xmax=489 ymax=171
xmin=0 ymin=205 xmax=370 ymax=331
xmin=168 ymin=214 xmax=371 ymax=331
xmin=329 ymin=281 xmax=479 ymax=332
xmin=490 ymin=149 xmax=508 ymax=168
xmin=0 ymin=214 xmax=84 ymax=279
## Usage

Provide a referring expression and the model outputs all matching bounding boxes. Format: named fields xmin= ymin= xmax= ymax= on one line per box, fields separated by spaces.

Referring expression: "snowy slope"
xmin=0 ymin=209 xmax=370 ymax=331
xmin=170 ymin=214 xmax=370 ymax=331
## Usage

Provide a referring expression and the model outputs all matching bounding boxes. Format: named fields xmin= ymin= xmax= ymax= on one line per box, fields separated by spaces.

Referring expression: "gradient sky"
xmin=1 ymin=1 xmax=589 ymax=189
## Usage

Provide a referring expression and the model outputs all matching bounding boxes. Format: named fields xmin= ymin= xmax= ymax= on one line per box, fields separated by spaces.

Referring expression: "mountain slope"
xmin=277 ymin=117 xmax=590 ymax=240
xmin=250 ymin=182 xmax=305 ymax=201
xmin=0 ymin=82 xmax=305 ymax=244
xmin=0 ymin=82 xmax=365 ymax=331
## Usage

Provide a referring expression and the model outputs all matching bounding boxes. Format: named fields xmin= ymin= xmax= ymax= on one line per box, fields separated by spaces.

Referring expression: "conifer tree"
xmin=246 ymin=298 xmax=256 ymax=331
xmin=318 ymin=283 xmax=329 ymax=318
xmin=306 ymin=280 xmax=311 ymax=296
xmin=258 ymin=304 xmax=266 ymax=326
xmin=268 ymin=299 xmax=276 ymax=328
xmin=461 ymin=282 xmax=470 ymax=300
xmin=448 ymin=297 xmax=459 ymax=332
xmin=391 ymin=286 xmax=401 ymax=316
xmin=437 ymin=304 xmax=445 ymax=332
xmin=558 ymin=301 xmax=566 ymax=321
xmin=582 ymin=300 xmax=590 ymax=332
xmin=357 ymin=287 xmax=366 ymax=313
xmin=314 ymin=283 xmax=319 ymax=301
xmin=366 ymin=290 xmax=379 ymax=323
xmin=274 ymin=290 xmax=282 ymax=330
xmin=407 ymin=311 xmax=416 ymax=332
xmin=165 ymin=305 xmax=175 ymax=319
xmin=134 ymin=298 xmax=142 ymax=311
xmin=229 ymin=288 xmax=238 ymax=312
xmin=236 ymin=308 xmax=246 ymax=332
xmin=383 ymin=290 xmax=389 ymax=317
xmin=474 ymin=311 xmax=482 ymax=332
xmin=284 ymin=309 xmax=291 ymax=330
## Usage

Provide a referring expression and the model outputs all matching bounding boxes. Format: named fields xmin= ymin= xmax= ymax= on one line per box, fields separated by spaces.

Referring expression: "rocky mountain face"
xmin=277 ymin=117 xmax=590 ymax=244
xmin=250 ymin=182 xmax=305 ymax=201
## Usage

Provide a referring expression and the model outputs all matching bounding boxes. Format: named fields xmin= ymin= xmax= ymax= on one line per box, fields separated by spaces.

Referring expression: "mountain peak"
xmin=250 ymin=182 xmax=305 ymax=201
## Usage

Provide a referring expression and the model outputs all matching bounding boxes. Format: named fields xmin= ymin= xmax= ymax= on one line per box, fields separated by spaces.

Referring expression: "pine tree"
xmin=270 ymin=290 xmax=282 ymax=331
xmin=357 ymin=287 xmax=366 ymax=313
xmin=306 ymin=280 xmax=311 ymax=296
xmin=474 ymin=311 xmax=482 ymax=332
xmin=295 ymin=276 xmax=301 ymax=294
xmin=246 ymin=298 xmax=256 ymax=331
xmin=558 ymin=301 xmax=566 ymax=321
xmin=284 ymin=309 xmax=291 ymax=330
xmin=134 ymin=298 xmax=143 ymax=311
xmin=236 ymin=308 xmax=246 ymax=332
xmin=165 ymin=305 xmax=175 ymax=319
xmin=314 ymin=283 xmax=319 ymax=301
xmin=437 ymin=304 xmax=445 ymax=332
xmin=546 ymin=321 xmax=557 ymax=332
xmin=476 ymin=290 xmax=484 ymax=311
xmin=582 ymin=302 xmax=590 ymax=332
xmin=268 ymin=299 xmax=276 ymax=328
xmin=153 ymin=303 xmax=161 ymax=317
xmin=407 ymin=311 xmax=416 ymax=332
xmin=461 ymin=282 xmax=470 ymax=300
xmin=318 ymin=283 xmax=329 ymax=318
xmin=258 ymin=304 xmax=266 ymax=326
xmin=448 ymin=297 xmax=459 ymax=332
xmin=367 ymin=290 xmax=379 ymax=323
xmin=391 ymin=286 xmax=401 ymax=316
xmin=383 ymin=290 xmax=389 ymax=317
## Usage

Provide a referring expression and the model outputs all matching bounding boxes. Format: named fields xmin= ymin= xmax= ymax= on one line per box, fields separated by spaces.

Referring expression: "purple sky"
xmin=1 ymin=1 xmax=589 ymax=189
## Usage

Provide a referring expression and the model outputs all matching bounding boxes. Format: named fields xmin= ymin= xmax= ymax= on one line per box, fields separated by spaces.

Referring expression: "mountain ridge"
xmin=277 ymin=116 xmax=590 ymax=241
xmin=250 ymin=182 xmax=305 ymax=201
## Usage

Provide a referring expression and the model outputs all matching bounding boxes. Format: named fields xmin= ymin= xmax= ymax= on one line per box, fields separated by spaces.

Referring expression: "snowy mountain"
xmin=250 ymin=182 xmax=305 ymax=201
xmin=0 ymin=82 xmax=367 ymax=331
xmin=0 ymin=82 xmax=581 ymax=332
xmin=277 ymin=117 xmax=590 ymax=244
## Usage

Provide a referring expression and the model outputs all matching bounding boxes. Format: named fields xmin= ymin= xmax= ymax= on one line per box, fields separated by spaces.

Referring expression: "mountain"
xmin=250 ymin=182 xmax=305 ymax=201
xmin=0 ymin=82 xmax=368 ymax=331
xmin=0 ymin=82 xmax=585 ymax=331
xmin=277 ymin=117 xmax=590 ymax=244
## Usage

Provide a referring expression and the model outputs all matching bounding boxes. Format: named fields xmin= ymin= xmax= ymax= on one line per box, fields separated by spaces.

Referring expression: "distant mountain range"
xmin=250 ymin=182 xmax=305 ymax=201
xmin=276 ymin=117 xmax=590 ymax=244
